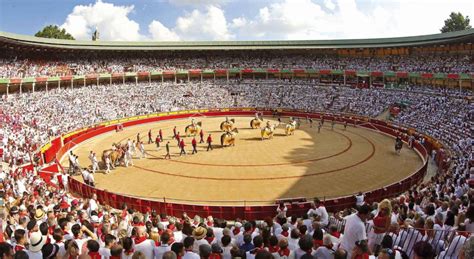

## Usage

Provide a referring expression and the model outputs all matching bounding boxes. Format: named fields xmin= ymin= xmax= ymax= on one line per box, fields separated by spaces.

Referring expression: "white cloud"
xmin=231 ymin=0 xmax=474 ymax=40
xmin=61 ymin=0 xmax=474 ymax=41
xmin=149 ymin=5 xmax=233 ymax=41
xmin=168 ymin=0 xmax=230 ymax=6
xmin=61 ymin=0 xmax=141 ymax=41
xmin=148 ymin=20 xmax=180 ymax=41
xmin=323 ymin=0 xmax=336 ymax=11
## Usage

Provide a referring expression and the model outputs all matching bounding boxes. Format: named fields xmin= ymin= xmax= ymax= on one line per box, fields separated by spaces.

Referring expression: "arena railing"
xmin=38 ymin=108 xmax=437 ymax=220
xmin=328 ymin=217 xmax=471 ymax=258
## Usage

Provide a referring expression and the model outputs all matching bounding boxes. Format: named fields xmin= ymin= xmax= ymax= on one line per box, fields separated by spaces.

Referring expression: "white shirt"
xmin=339 ymin=213 xmax=367 ymax=258
xmin=154 ymin=243 xmax=171 ymax=259
xmin=183 ymin=250 xmax=200 ymax=259
xmin=26 ymin=250 xmax=43 ymax=259
xmin=135 ymin=239 xmax=155 ymax=259
xmin=314 ymin=246 xmax=333 ymax=259
xmin=99 ymin=247 xmax=111 ymax=258
xmin=82 ymin=170 xmax=89 ymax=181
xmin=87 ymin=173 xmax=95 ymax=184
xmin=315 ymin=206 xmax=329 ymax=226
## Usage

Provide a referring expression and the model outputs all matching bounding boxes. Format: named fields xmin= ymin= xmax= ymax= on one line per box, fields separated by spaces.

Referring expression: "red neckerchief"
xmin=209 ymin=253 xmax=222 ymax=259
xmin=313 ymin=240 xmax=323 ymax=247
xmin=459 ymin=231 xmax=470 ymax=238
xmin=278 ymin=248 xmax=290 ymax=257
xmin=281 ymin=231 xmax=289 ymax=237
xmin=110 ymin=256 xmax=121 ymax=259
xmin=268 ymin=246 xmax=280 ymax=253
xmin=88 ymin=252 xmax=101 ymax=259
xmin=14 ymin=245 xmax=25 ymax=252
xmin=205 ymin=237 xmax=214 ymax=244
xmin=207 ymin=221 xmax=213 ymax=227
xmin=125 ymin=249 xmax=135 ymax=255
xmin=155 ymin=241 xmax=160 ymax=246
xmin=134 ymin=236 xmax=147 ymax=245
xmin=122 ymin=210 xmax=127 ymax=219
xmin=330 ymin=231 xmax=340 ymax=238
xmin=232 ymin=228 xmax=240 ymax=236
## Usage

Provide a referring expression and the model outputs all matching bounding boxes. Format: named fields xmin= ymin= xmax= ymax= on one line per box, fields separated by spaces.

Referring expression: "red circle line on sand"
xmin=131 ymin=130 xmax=376 ymax=181
xmin=145 ymin=130 xmax=353 ymax=167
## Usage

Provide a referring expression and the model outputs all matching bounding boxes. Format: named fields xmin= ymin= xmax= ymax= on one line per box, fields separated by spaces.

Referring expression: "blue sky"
xmin=0 ymin=0 xmax=473 ymax=41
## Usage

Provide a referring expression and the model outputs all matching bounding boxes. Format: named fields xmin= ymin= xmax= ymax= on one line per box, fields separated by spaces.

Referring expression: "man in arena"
xmin=165 ymin=141 xmax=171 ymax=159
xmin=87 ymin=170 xmax=95 ymax=187
xmin=207 ymin=134 xmax=213 ymax=151
xmin=159 ymin=129 xmax=163 ymax=142
xmin=82 ymin=168 xmax=90 ymax=185
xmin=91 ymin=152 xmax=99 ymax=173
xmin=318 ymin=121 xmax=322 ymax=133
xmin=105 ymin=155 xmax=112 ymax=174
xmin=136 ymin=133 xmax=141 ymax=143
xmin=192 ymin=137 xmax=198 ymax=154
xmin=125 ymin=148 xmax=134 ymax=167
xmin=148 ymin=129 xmax=153 ymax=144
xmin=173 ymin=126 xmax=177 ymax=139
xmin=176 ymin=131 xmax=181 ymax=146
xmin=156 ymin=135 xmax=161 ymax=150
xmin=180 ymin=139 xmax=186 ymax=156
xmin=199 ymin=129 xmax=204 ymax=143
xmin=139 ymin=141 xmax=146 ymax=158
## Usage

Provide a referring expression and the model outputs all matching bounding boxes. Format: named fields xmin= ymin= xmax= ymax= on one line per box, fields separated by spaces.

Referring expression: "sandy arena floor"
xmin=61 ymin=116 xmax=424 ymax=205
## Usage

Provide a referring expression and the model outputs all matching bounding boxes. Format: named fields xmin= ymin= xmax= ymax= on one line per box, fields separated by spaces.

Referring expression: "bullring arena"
xmin=60 ymin=112 xmax=424 ymax=205
xmin=0 ymin=25 xmax=473 ymax=259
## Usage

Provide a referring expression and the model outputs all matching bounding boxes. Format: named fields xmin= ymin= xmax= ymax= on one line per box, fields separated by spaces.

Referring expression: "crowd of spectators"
xmin=0 ymin=77 xmax=473 ymax=258
xmin=0 ymin=53 xmax=472 ymax=78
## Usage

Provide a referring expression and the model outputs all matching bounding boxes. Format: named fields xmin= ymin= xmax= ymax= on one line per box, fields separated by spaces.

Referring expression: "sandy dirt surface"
xmin=61 ymin=116 xmax=423 ymax=205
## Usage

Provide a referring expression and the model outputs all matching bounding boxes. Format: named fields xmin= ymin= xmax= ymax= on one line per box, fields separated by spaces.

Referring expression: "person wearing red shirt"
xmin=207 ymin=134 xmax=213 ymax=151
xmin=180 ymin=139 xmax=186 ymax=156
xmin=176 ymin=132 xmax=181 ymax=145
xmin=199 ymin=130 xmax=204 ymax=143
xmin=192 ymin=138 xmax=198 ymax=154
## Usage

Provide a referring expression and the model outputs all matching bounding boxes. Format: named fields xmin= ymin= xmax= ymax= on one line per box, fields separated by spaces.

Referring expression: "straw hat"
xmin=34 ymin=209 xmax=45 ymax=220
xmin=192 ymin=226 xmax=207 ymax=240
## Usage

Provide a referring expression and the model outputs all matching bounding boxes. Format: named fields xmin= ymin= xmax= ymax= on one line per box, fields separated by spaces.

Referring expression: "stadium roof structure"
xmin=0 ymin=29 xmax=473 ymax=51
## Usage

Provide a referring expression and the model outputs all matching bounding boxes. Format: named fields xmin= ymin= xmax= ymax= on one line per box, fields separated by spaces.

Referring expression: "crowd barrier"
xmin=38 ymin=108 xmax=439 ymax=220
xmin=328 ymin=217 xmax=471 ymax=258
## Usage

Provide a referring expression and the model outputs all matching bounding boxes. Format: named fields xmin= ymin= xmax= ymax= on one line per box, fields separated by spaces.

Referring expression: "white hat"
xmin=234 ymin=222 xmax=242 ymax=228
xmin=29 ymin=232 xmax=46 ymax=252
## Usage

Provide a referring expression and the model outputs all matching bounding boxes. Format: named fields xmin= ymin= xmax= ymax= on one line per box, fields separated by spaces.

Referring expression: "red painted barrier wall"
xmin=39 ymin=109 xmax=437 ymax=220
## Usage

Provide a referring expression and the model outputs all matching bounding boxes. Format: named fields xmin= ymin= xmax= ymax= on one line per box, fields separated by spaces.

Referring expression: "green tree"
xmin=440 ymin=12 xmax=472 ymax=33
xmin=35 ymin=25 xmax=75 ymax=40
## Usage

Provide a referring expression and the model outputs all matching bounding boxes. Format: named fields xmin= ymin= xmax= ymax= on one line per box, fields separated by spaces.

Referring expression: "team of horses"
xmin=96 ymin=116 xmax=298 ymax=171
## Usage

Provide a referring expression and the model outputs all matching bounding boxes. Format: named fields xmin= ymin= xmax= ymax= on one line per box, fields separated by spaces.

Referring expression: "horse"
xmin=102 ymin=145 xmax=125 ymax=167
xmin=261 ymin=123 xmax=277 ymax=140
xmin=250 ymin=118 xmax=263 ymax=129
xmin=395 ymin=138 xmax=403 ymax=155
xmin=285 ymin=120 xmax=297 ymax=136
xmin=221 ymin=128 xmax=239 ymax=147
xmin=185 ymin=121 xmax=202 ymax=136
xmin=220 ymin=119 xmax=235 ymax=132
